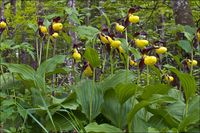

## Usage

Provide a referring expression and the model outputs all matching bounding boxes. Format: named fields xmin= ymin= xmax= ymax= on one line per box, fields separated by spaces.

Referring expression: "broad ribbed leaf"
xmin=75 ymin=80 xmax=103 ymax=121
xmin=171 ymin=68 xmax=196 ymax=102
xmin=131 ymin=108 xmax=149 ymax=132
xmin=147 ymin=108 xmax=179 ymax=127
xmin=2 ymin=63 xmax=35 ymax=80
xmin=37 ymin=55 xmax=66 ymax=77
xmin=115 ymin=83 xmax=139 ymax=104
xmin=99 ymin=70 xmax=134 ymax=92
xmin=178 ymin=96 xmax=200 ymax=132
xmin=129 ymin=47 xmax=141 ymax=60
xmin=128 ymin=95 xmax=176 ymax=124
xmin=166 ymin=101 xmax=185 ymax=122
xmin=84 ymin=47 xmax=100 ymax=67
xmin=61 ymin=93 xmax=79 ymax=110
xmin=46 ymin=113 xmax=73 ymax=132
xmin=177 ymin=40 xmax=191 ymax=53
xmin=101 ymin=89 xmax=132 ymax=128
xmin=148 ymin=115 xmax=170 ymax=130
xmin=84 ymin=122 xmax=123 ymax=133
xmin=75 ymin=26 xmax=99 ymax=40
xmin=141 ymin=84 xmax=172 ymax=100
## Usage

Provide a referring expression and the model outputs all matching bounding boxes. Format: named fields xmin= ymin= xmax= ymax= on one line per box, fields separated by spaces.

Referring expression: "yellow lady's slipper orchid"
xmin=39 ymin=26 xmax=48 ymax=34
xmin=52 ymin=32 xmax=59 ymax=38
xmin=0 ymin=21 xmax=7 ymax=28
xmin=135 ymin=39 xmax=148 ymax=48
xmin=99 ymin=33 xmax=113 ymax=44
xmin=72 ymin=49 xmax=81 ymax=61
xmin=83 ymin=65 xmax=93 ymax=77
xmin=52 ymin=23 xmax=63 ymax=31
xmin=197 ymin=32 xmax=200 ymax=41
xmin=111 ymin=40 xmax=121 ymax=48
xmin=129 ymin=15 xmax=139 ymax=23
xmin=187 ymin=59 xmax=198 ymax=66
xmin=165 ymin=75 xmax=174 ymax=82
xmin=156 ymin=46 xmax=167 ymax=54
xmin=115 ymin=23 xmax=125 ymax=32
xmin=118 ymin=46 xmax=125 ymax=54
xmin=144 ymin=56 xmax=157 ymax=65
xmin=130 ymin=59 xmax=137 ymax=66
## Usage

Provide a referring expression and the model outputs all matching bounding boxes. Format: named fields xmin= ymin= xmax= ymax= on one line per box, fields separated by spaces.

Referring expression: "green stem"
xmin=52 ymin=41 xmax=57 ymax=91
xmin=45 ymin=37 xmax=50 ymax=60
xmin=72 ymin=61 xmax=76 ymax=84
xmin=110 ymin=48 xmax=114 ymax=75
xmin=36 ymin=37 xmax=39 ymax=66
xmin=125 ymin=29 xmax=129 ymax=81
xmin=89 ymin=68 xmax=95 ymax=123
xmin=137 ymin=67 xmax=140 ymax=85
xmin=102 ymin=52 xmax=106 ymax=73
xmin=185 ymin=100 xmax=189 ymax=117
xmin=102 ymin=46 xmax=107 ymax=74
xmin=38 ymin=39 xmax=43 ymax=66
xmin=146 ymin=65 xmax=149 ymax=85
xmin=93 ymin=68 xmax=96 ymax=83
xmin=1 ymin=65 xmax=6 ymax=83
xmin=119 ymin=104 xmax=123 ymax=128
xmin=125 ymin=30 xmax=129 ymax=70
xmin=190 ymin=47 xmax=193 ymax=75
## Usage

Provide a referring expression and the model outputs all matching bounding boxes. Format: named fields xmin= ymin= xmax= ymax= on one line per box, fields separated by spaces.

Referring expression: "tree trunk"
xmin=172 ymin=0 xmax=194 ymax=26
xmin=66 ymin=0 xmax=77 ymax=85
xmin=86 ymin=0 xmax=90 ymax=25
xmin=36 ymin=0 xmax=44 ymax=16
xmin=67 ymin=0 xmax=77 ymax=44
xmin=10 ymin=0 xmax=16 ymax=15
xmin=155 ymin=0 xmax=166 ymax=42
xmin=0 ymin=0 xmax=5 ymax=18
xmin=21 ymin=0 xmax=27 ymax=64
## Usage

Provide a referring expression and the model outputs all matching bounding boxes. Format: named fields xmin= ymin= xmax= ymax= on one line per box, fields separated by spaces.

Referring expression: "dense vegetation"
xmin=0 ymin=0 xmax=200 ymax=132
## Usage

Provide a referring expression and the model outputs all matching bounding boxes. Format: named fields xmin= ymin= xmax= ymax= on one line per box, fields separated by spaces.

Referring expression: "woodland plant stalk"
xmin=125 ymin=29 xmax=129 ymax=81
xmin=110 ymin=48 xmax=114 ymax=75
xmin=39 ymin=38 xmax=44 ymax=66
xmin=190 ymin=45 xmax=193 ymax=76
xmin=36 ymin=37 xmax=39 ymax=66
xmin=0 ymin=35 xmax=6 ymax=83
xmin=45 ymin=37 xmax=51 ymax=60
xmin=52 ymin=40 xmax=57 ymax=92
xmin=146 ymin=65 xmax=150 ymax=85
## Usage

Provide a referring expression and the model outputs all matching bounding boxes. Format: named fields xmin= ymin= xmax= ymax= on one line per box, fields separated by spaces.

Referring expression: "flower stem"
xmin=1 ymin=65 xmax=6 ymax=83
xmin=110 ymin=48 xmax=114 ymax=75
xmin=146 ymin=65 xmax=149 ymax=85
xmin=45 ymin=37 xmax=50 ymax=60
xmin=89 ymin=68 xmax=95 ymax=123
xmin=102 ymin=48 xmax=106 ymax=73
xmin=36 ymin=37 xmax=39 ymax=66
xmin=137 ymin=67 xmax=140 ymax=85
xmin=190 ymin=46 xmax=193 ymax=75
xmin=185 ymin=100 xmax=189 ymax=117
xmin=38 ymin=38 xmax=43 ymax=66
xmin=125 ymin=30 xmax=129 ymax=71
xmin=125 ymin=29 xmax=129 ymax=81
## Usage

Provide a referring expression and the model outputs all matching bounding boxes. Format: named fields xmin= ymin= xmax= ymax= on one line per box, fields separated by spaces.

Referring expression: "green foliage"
xmin=75 ymin=79 xmax=103 ymax=121
xmin=84 ymin=122 xmax=123 ymax=133
xmin=1 ymin=0 xmax=199 ymax=132
xmin=178 ymin=40 xmax=191 ymax=53
xmin=84 ymin=47 xmax=100 ymax=68
xmin=171 ymin=68 xmax=197 ymax=102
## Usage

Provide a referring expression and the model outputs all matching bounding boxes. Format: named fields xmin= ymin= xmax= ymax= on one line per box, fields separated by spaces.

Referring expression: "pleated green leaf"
xmin=84 ymin=47 xmax=100 ymax=68
xmin=75 ymin=79 xmax=103 ymax=121
xmin=171 ymin=68 xmax=197 ymax=102
xmin=37 ymin=55 xmax=66 ymax=77
xmin=84 ymin=122 xmax=123 ymax=133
